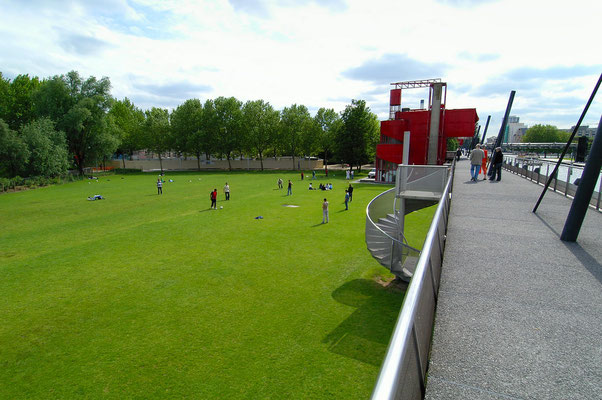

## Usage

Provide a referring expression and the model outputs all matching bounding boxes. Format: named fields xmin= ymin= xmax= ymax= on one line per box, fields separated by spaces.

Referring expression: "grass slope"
xmin=0 ymin=170 xmax=435 ymax=399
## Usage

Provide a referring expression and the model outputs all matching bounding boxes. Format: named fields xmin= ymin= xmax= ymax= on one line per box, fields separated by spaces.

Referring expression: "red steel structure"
xmin=375 ymin=79 xmax=478 ymax=182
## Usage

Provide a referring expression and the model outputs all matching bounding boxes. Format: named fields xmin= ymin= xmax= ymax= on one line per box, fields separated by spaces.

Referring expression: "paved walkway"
xmin=424 ymin=160 xmax=602 ymax=400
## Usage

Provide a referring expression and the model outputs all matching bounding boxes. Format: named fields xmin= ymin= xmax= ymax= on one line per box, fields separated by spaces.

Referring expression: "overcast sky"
xmin=1 ymin=0 xmax=601 ymax=137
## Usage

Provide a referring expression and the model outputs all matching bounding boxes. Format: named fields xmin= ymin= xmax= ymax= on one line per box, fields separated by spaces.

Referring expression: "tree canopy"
xmin=1 ymin=68 xmax=388 ymax=179
xmin=35 ymin=71 xmax=118 ymax=173
xmin=521 ymin=124 xmax=570 ymax=143
xmin=335 ymin=99 xmax=379 ymax=170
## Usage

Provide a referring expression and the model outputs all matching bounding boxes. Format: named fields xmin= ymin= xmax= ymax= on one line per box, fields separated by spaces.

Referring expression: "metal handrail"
xmin=370 ymin=161 xmax=455 ymax=400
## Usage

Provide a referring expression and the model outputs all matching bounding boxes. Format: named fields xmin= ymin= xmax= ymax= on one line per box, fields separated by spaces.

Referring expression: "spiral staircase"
xmin=365 ymin=165 xmax=449 ymax=281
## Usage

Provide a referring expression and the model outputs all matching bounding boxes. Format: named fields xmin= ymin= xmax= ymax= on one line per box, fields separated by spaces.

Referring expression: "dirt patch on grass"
xmin=374 ymin=275 xmax=408 ymax=291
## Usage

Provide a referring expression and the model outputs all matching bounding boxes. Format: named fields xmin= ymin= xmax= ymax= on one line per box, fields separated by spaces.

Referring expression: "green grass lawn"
xmin=0 ymin=170 xmax=435 ymax=399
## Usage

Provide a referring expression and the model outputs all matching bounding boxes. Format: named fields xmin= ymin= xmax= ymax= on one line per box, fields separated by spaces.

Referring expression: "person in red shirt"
xmin=210 ymin=189 xmax=217 ymax=209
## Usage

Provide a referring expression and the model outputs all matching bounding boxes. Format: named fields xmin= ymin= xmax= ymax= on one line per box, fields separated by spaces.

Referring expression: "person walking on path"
xmin=287 ymin=180 xmax=293 ymax=195
xmin=347 ymin=184 xmax=354 ymax=202
xmin=210 ymin=189 xmax=217 ymax=209
xmin=157 ymin=178 xmax=163 ymax=195
xmin=344 ymin=190 xmax=350 ymax=210
xmin=489 ymin=147 xmax=504 ymax=181
xmin=480 ymin=148 xmax=488 ymax=180
xmin=224 ymin=182 xmax=230 ymax=200
xmin=456 ymin=147 xmax=462 ymax=161
xmin=277 ymin=178 xmax=283 ymax=189
xmin=470 ymin=144 xmax=485 ymax=181
xmin=322 ymin=198 xmax=329 ymax=223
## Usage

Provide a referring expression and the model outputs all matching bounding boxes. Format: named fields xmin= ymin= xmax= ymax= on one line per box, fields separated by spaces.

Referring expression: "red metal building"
xmin=374 ymin=79 xmax=478 ymax=182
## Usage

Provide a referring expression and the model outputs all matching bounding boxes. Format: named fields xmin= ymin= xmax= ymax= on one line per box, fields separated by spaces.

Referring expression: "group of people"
xmin=469 ymin=144 xmax=504 ymax=182
xmin=155 ymin=170 xmax=355 ymax=223
xmin=209 ymin=182 xmax=230 ymax=209
xmin=308 ymin=182 xmax=333 ymax=191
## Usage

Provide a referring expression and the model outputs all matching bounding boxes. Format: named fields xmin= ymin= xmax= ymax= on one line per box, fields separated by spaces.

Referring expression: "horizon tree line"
xmin=0 ymin=70 xmax=379 ymax=178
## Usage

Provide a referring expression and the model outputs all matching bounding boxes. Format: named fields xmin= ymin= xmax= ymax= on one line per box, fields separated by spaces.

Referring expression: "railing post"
xmin=597 ymin=174 xmax=602 ymax=211
xmin=565 ymin=164 xmax=571 ymax=196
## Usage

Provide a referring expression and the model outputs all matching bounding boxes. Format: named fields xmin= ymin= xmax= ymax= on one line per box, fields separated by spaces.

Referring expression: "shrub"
xmin=0 ymin=177 xmax=9 ymax=192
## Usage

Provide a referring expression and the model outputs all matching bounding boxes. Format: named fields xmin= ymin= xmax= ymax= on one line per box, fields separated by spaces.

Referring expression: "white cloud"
xmin=0 ymin=0 xmax=600 ymax=128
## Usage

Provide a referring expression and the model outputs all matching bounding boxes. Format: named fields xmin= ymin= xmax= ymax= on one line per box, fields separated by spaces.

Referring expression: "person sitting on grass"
xmin=309 ymin=183 xmax=314 ymax=190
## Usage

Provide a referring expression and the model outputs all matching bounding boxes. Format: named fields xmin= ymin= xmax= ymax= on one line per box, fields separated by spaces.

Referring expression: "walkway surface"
xmin=424 ymin=160 xmax=602 ymax=400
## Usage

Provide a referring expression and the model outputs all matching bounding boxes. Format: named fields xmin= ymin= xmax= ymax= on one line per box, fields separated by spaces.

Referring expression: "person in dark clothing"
xmin=489 ymin=147 xmax=504 ymax=181
xmin=210 ymin=189 xmax=217 ymax=209
xmin=456 ymin=148 xmax=462 ymax=160
xmin=347 ymin=184 xmax=354 ymax=202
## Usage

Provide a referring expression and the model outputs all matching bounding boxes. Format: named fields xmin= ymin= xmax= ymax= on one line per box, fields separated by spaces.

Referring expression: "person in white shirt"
xmin=224 ymin=183 xmax=230 ymax=200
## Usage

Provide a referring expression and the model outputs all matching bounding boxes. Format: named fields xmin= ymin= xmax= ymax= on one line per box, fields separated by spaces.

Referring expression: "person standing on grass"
xmin=278 ymin=178 xmax=283 ymax=189
xmin=157 ymin=178 xmax=163 ymax=195
xmin=470 ymin=144 xmax=485 ymax=182
xmin=344 ymin=190 xmax=350 ymax=210
xmin=210 ymin=189 xmax=217 ymax=209
xmin=489 ymin=147 xmax=504 ymax=181
xmin=287 ymin=180 xmax=293 ymax=195
xmin=347 ymin=184 xmax=353 ymax=202
xmin=224 ymin=182 xmax=230 ymax=200
xmin=312 ymin=170 xmax=316 ymax=180
xmin=301 ymin=172 xmax=304 ymax=180
xmin=322 ymin=198 xmax=329 ymax=223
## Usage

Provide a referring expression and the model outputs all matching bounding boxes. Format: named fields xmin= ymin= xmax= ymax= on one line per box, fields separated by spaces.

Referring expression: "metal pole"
xmin=533 ymin=73 xmax=602 ymax=212
xmin=480 ymin=115 xmax=491 ymax=145
xmin=488 ymin=92 xmax=515 ymax=175
xmin=561 ymin=115 xmax=602 ymax=241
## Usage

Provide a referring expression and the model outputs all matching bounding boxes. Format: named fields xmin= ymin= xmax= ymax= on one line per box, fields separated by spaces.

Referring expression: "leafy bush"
xmin=0 ymin=177 xmax=10 ymax=192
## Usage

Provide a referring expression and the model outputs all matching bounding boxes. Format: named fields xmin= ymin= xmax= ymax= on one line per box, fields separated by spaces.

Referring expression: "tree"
xmin=108 ymin=98 xmax=145 ymax=168
xmin=0 ymin=119 xmax=29 ymax=177
xmin=335 ymin=99 xmax=379 ymax=171
xmin=6 ymin=74 xmax=41 ymax=130
xmin=280 ymin=104 xmax=312 ymax=170
xmin=35 ymin=71 xmax=118 ymax=174
xmin=447 ymin=138 xmax=459 ymax=151
xmin=171 ymin=99 xmax=204 ymax=170
xmin=20 ymin=118 xmax=69 ymax=177
xmin=522 ymin=124 xmax=563 ymax=143
xmin=0 ymin=73 xmax=10 ymax=124
xmin=314 ymin=108 xmax=340 ymax=171
xmin=144 ymin=107 xmax=172 ymax=174
xmin=243 ymin=100 xmax=280 ymax=171
xmin=212 ymin=96 xmax=243 ymax=171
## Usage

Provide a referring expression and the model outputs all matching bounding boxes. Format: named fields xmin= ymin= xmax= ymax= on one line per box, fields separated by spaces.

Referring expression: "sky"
xmin=1 ymin=0 xmax=601 ymax=138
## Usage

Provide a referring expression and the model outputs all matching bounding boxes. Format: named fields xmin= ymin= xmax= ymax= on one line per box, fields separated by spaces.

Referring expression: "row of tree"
xmin=0 ymin=70 xmax=380 ymax=178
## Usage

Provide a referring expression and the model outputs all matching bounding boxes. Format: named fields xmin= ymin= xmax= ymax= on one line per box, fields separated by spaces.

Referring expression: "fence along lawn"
xmin=0 ymin=170 xmax=434 ymax=399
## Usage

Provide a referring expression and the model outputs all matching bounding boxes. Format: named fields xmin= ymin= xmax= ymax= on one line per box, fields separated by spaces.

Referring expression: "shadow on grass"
xmin=199 ymin=209 xmax=215 ymax=213
xmin=323 ymin=279 xmax=406 ymax=366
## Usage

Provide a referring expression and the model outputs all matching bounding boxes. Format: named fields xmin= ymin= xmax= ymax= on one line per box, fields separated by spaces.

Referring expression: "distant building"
xmin=560 ymin=125 xmax=598 ymax=138
xmin=506 ymin=115 xmax=527 ymax=143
